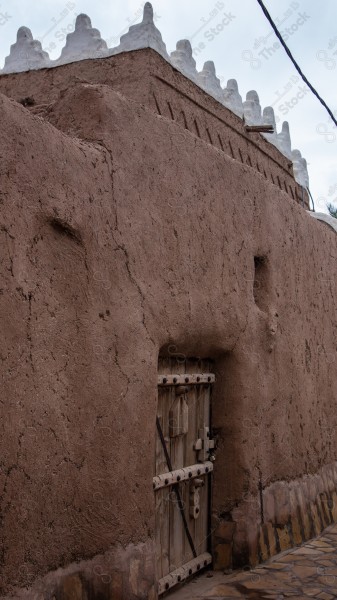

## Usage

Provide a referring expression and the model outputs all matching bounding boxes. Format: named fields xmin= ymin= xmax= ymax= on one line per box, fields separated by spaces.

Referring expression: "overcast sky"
xmin=0 ymin=0 xmax=336 ymax=213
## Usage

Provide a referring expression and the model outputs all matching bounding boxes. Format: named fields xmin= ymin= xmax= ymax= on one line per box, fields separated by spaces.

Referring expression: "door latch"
xmin=194 ymin=427 xmax=215 ymax=462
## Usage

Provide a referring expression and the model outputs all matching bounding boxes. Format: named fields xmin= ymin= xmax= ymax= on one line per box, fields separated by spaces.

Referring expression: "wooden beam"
xmin=245 ymin=124 xmax=274 ymax=133
xmin=158 ymin=552 xmax=212 ymax=595
xmin=153 ymin=461 xmax=213 ymax=490
xmin=158 ymin=373 xmax=215 ymax=386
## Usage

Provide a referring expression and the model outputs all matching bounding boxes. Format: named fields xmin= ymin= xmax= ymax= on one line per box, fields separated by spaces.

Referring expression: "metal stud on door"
xmin=155 ymin=358 xmax=215 ymax=595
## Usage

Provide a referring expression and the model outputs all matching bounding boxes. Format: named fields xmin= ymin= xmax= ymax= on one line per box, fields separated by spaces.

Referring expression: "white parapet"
xmin=0 ymin=3 xmax=310 ymax=193
xmin=308 ymin=212 xmax=337 ymax=234
xmin=262 ymin=106 xmax=278 ymax=147
xmin=2 ymin=27 xmax=50 ymax=74
xmin=170 ymin=39 xmax=198 ymax=82
xmin=243 ymin=90 xmax=262 ymax=125
xmin=56 ymin=14 xmax=108 ymax=65
xmin=197 ymin=61 xmax=223 ymax=103
xmin=109 ymin=2 xmax=169 ymax=61
xmin=222 ymin=79 xmax=243 ymax=117
xmin=277 ymin=121 xmax=292 ymax=160
xmin=292 ymin=149 xmax=309 ymax=188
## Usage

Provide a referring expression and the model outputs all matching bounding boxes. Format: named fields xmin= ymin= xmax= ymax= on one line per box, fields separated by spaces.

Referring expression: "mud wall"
xmin=0 ymin=50 xmax=336 ymax=598
xmin=0 ymin=50 xmax=308 ymax=209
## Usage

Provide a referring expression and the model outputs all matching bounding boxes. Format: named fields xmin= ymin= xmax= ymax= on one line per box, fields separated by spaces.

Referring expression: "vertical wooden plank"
xmin=184 ymin=357 xmax=198 ymax=564
xmin=169 ymin=356 xmax=186 ymax=571
xmin=194 ymin=381 xmax=204 ymax=555
xmin=194 ymin=359 xmax=213 ymax=556
xmin=155 ymin=357 xmax=171 ymax=579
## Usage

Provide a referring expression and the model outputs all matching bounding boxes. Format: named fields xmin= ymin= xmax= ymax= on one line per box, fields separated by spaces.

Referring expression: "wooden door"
xmin=154 ymin=357 xmax=215 ymax=595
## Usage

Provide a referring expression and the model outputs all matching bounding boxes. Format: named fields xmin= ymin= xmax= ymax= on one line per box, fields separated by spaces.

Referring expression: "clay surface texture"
xmin=0 ymin=47 xmax=335 ymax=600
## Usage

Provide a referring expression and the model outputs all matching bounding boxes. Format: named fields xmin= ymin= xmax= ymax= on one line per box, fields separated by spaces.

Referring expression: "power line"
xmin=255 ymin=0 xmax=337 ymax=127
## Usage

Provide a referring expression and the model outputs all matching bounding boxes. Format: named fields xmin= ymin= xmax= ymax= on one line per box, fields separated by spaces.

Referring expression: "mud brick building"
xmin=0 ymin=4 xmax=336 ymax=599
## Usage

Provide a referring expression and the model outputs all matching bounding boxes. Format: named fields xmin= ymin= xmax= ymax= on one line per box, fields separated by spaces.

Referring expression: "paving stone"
xmin=308 ymin=540 xmax=333 ymax=548
xmin=275 ymin=556 xmax=300 ymax=564
xmin=264 ymin=562 xmax=289 ymax=570
xmin=203 ymin=585 xmax=245 ymax=597
xmin=170 ymin=522 xmax=337 ymax=599
xmin=292 ymin=565 xmax=322 ymax=578
xmin=305 ymin=589 xmax=326 ymax=597
xmin=235 ymin=578 xmax=290 ymax=590
xmin=292 ymin=547 xmax=325 ymax=555
xmin=318 ymin=566 xmax=337 ymax=575
xmin=291 ymin=559 xmax=324 ymax=567
xmin=316 ymin=559 xmax=336 ymax=567
xmin=317 ymin=574 xmax=337 ymax=587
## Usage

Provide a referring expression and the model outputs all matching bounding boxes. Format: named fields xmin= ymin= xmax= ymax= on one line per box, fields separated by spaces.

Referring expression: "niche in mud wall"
xmin=253 ymin=255 xmax=270 ymax=312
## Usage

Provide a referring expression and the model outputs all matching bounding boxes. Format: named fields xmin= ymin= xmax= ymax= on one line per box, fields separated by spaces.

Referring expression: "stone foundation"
xmin=213 ymin=461 xmax=337 ymax=570
xmin=6 ymin=542 xmax=156 ymax=600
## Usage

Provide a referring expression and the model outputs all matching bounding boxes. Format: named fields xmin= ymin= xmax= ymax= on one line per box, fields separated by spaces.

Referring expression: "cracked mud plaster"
xmin=0 ymin=50 xmax=336 ymax=598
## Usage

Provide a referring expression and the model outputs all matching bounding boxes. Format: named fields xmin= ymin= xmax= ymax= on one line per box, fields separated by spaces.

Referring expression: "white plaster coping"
xmin=243 ymin=90 xmax=262 ymax=125
xmin=56 ymin=14 xmax=108 ymax=64
xmin=197 ymin=60 xmax=223 ymax=103
xmin=222 ymin=78 xmax=243 ymax=117
xmin=292 ymin=149 xmax=309 ymax=188
xmin=170 ymin=39 xmax=198 ymax=82
xmin=308 ymin=212 xmax=337 ymax=234
xmin=0 ymin=2 xmax=309 ymax=193
xmin=277 ymin=121 xmax=292 ymax=160
xmin=109 ymin=2 xmax=169 ymax=61
xmin=2 ymin=26 xmax=50 ymax=74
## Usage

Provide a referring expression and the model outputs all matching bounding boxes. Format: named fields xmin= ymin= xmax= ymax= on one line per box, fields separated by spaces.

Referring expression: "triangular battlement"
xmin=0 ymin=3 xmax=309 ymax=188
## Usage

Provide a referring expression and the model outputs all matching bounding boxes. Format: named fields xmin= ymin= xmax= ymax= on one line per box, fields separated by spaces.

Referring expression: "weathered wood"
xmin=155 ymin=357 xmax=214 ymax=591
xmin=158 ymin=373 xmax=215 ymax=386
xmin=153 ymin=462 xmax=213 ymax=490
xmin=169 ymin=395 xmax=189 ymax=437
xmin=158 ymin=552 xmax=212 ymax=595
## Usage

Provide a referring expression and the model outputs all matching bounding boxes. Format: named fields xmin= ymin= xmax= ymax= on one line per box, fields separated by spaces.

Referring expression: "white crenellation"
xmin=197 ymin=61 xmax=223 ymax=102
xmin=2 ymin=27 xmax=50 ymax=74
xmin=57 ymin=14 xmax=108 ymax=64
xmin=109 ymin=2 xmax=169 ymax=60
xmin=292 ymin=149 xmax=309 ymax=188
xmin=277 ymin=121 xmax=292 ymax=160
xmin=0 ymin=4 xmax=310 ymax=194
xmin=243 ymin=90 xmax=262 ymax=125
xmin=262 ymin=106 xmax=279 ymax=150
xmin=170 ymin=39 xmax=198 ymax=82
xmin=222 ymin=79 xmax=243 ymax=117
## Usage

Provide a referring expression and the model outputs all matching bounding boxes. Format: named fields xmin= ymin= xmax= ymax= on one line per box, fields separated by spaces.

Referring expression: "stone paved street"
xmin=170 ymin=524 xmax=337 ymax=599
